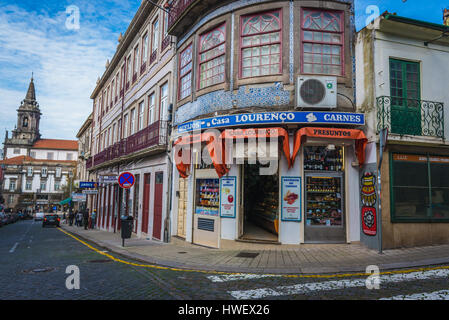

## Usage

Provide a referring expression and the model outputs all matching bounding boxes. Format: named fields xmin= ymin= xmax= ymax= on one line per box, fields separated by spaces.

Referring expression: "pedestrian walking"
xmin=91 ymin=210 xmax=97 ymax=229
xmin=83 ymin=209 xmax=89 ymax=230
xmin=76 ymin=211 xmax=82 ymax=227
xmin=78 ymin=212 xmax=83 ymax=227
xmin=69 ymin=211 xmax=74 ymax=226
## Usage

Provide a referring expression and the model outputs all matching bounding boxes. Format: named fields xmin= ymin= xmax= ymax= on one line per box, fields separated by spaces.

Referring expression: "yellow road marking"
xmin=58 ymin=227 xmax=449 ymax=279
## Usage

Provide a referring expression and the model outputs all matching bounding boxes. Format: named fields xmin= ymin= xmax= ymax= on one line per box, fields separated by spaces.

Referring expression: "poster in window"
xmin=281 ymin=177 xmax=301 ymax=222
xmin=220 ymin=177 xmax=236 ymax=218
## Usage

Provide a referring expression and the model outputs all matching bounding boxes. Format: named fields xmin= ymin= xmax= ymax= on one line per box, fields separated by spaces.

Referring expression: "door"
xmin=142 ymin=173 xmax=151 ymax=234
xmin=177 ymin=177 xmax=187 ymax=238
xmin=111 ymin=185 xmax=117 ymax=231
xmin=238 ymin=165 xmax=244 ymax=238
xmin=102 ymin=187 xmax=107 ymax=228
xmin=304 ymin=173 xmax=346 ymax=243
xmin=133 ymin=174 xmax=140 ymax=233
xmin=389 ymin=59 xmax=421 ymax=135
xmin=106 ymin=186 xmax=112 ymax=230
xmin=153 ymin=172 xmax=163 ymax=240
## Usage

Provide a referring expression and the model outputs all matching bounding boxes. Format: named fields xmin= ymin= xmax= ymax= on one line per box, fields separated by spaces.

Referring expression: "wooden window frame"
xmin=159 ymin=82 xmax=169 ymax=121
xmin=178 ymin=43 xmax=193 ymax=100
xmin=151 ymin=17 xmax=159 ymax=56
xmin=197 ymin=23 xmax=226 ymax=90
xmin=138 ymin=100 xmax=145 ymax=131
xmin=300 ymin=8 xmax=345 ymax=76
xmin=390 ymin=152 xmax=449 ymax=223
xmin=239 ymin=9 xmax=283 ymax=79
xmin=148 ymin=92 xmax=155 ymax=126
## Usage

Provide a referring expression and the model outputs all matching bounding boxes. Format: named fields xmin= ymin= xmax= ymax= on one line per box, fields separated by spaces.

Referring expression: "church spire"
xmin=25 ymin=74 xmax=36 ymax=102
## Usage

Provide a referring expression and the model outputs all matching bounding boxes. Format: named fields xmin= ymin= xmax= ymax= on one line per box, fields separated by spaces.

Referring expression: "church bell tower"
xmin=11 ymin=75 xmax=42 ymax=143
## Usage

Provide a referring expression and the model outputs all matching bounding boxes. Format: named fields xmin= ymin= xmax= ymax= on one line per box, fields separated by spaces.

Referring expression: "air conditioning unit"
xmin=296 ymin=76 xmax=337 ymax=109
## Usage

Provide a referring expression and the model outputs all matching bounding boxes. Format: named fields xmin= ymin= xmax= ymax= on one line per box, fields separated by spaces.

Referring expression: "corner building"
xmin=168 ymin=0 xmax=366 ymax=247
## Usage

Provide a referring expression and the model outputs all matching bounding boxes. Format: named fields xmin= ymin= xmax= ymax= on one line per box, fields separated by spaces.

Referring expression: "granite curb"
xmin=61 ymin=226 xmax=449 ymax=275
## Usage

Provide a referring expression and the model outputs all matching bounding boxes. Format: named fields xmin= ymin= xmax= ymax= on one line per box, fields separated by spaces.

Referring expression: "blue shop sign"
xmin=177 ymin=111 xmax=365 ymax=133
xmin=79 ymin=181 xmax=98 ymax=188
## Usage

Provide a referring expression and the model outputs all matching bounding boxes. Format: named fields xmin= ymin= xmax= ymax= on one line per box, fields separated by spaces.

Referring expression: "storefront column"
xmin=220 ymin=165 xmax=239 ymax=240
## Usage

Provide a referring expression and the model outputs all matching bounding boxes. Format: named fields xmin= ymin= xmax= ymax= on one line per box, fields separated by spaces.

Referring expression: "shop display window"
xmin=304 ymin=146 xmax=344 ymax=171
xmin=391 ymin=153 xmax=449 ymax=222
xmin=195 ymin=179 xmax=220 ymax=216
xmin=305 ymin=176 xmax=343 ymax=227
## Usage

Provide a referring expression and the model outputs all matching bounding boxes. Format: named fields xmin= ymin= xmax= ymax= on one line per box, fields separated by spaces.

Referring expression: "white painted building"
xmin=356 ymin=12 xmax=449 ymax=249
xmin=1 ymin=77 xmax=78 ymax=211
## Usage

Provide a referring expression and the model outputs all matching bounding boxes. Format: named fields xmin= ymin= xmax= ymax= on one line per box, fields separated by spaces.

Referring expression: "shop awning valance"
xmin=174 ymin=127 xmax=291 ymax=178
xmin=174 ymin=131 xmax=228 ymax=178
xmin=291 ymin=127 xmax=368 ymax=167
xmin=59 ymin=198 xmax=71 ymax=205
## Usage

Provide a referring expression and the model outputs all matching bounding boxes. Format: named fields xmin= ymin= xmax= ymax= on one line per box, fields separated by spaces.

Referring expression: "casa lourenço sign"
xmin=177 ymin=111 xmax=365 ymax=133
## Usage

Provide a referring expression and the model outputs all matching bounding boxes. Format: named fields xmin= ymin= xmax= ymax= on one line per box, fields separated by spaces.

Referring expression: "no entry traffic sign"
xmin=118 ymin=172 xmax=135 ymax=189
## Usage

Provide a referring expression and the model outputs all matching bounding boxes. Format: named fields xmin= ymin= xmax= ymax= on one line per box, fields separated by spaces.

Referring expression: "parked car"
xmin=42 ymin=214 xmax=60 ymax=228
xmin=4 ymin=214 xmax=13 ymax=224
xmin=34 ymin=212 xmax=45 ymax=222
xmin=0 ymin=213 xmax=5 ymax=227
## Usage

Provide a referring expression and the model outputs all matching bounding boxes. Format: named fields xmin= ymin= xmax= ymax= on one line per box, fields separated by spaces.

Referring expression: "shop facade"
xmin=171 ymin=113 xmax=367 ymax=247
xmin=167 ymin=0 xmax=360 ymax=247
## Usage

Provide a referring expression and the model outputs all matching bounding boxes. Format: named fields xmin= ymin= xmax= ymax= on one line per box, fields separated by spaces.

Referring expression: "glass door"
xmin=305 ymin=173 xmax=345 ymax=243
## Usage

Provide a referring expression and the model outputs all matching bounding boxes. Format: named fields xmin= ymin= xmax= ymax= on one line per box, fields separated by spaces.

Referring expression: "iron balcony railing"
xmin=377 ymin=96 xmax=445 ymax=139
xmin=87 ymin=120 xmax=168 ymax=169
xmin=167 ymin=0 xmax=196 ymax=31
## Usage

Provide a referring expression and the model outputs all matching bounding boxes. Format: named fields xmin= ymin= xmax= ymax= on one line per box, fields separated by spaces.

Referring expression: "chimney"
xmin=444 ymin=8 xmax=449 ymax=26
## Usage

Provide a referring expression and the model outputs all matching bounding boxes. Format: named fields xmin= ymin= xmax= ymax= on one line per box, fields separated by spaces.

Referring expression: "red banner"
xmin=291 ymin=127 xmax=368 ymax=167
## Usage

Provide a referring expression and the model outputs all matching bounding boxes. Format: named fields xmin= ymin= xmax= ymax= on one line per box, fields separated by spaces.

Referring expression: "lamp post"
xmin=69 ymin=170 xmax=73 ymax=216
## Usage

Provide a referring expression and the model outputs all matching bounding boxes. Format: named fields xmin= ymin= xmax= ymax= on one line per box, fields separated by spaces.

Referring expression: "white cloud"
xmin=0 ymin=3 xmax=125 ymax=140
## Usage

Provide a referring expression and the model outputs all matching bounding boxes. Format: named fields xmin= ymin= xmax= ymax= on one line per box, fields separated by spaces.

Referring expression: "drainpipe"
xmin=163 ymin=46 xmax=177 ymax=243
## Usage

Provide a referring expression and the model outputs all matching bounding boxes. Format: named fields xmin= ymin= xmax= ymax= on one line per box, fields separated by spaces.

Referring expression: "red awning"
xmin=291 ymin=127 xmax=368 ymax=167
xmin=174 ymin=127 xmax=291 ymax=178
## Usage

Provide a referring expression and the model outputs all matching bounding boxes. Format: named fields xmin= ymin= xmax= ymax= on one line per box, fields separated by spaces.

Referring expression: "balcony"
xmin=167 ymin=0 xmax=220 ymax=37
xmin=87 ymin=121 xmax=168 ymax=170
xmin=161 ymin=35 xmax=171 ymax=52
xmin=149 ymin=50 xmax=157 ymax=65
xmin=377 ymin=96 xmax=445 ymax=139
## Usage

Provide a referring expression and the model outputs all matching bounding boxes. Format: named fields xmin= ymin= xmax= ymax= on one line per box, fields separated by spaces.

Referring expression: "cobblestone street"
xmin=1 ymin=220 xmax=449 ymax=301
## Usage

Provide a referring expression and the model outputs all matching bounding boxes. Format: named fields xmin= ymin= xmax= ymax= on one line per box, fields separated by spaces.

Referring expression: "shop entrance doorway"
xmin=241 ymin=163 xmax=279 ymax=243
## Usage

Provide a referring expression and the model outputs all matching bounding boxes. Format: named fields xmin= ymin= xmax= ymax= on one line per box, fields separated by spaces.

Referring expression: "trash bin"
xmin=121 ymin=216 xmax=133 ymax=240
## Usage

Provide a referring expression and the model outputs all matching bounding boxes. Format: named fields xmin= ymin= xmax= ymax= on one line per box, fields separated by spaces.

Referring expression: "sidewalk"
xmin=61 ymin=224 xmax=449 ymax=274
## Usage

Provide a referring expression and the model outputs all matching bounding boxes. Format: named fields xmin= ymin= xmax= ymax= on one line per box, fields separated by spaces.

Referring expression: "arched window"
xmin=198 ymin=23 xmax=226 ymax=89
xmin=241 ymin=10 xmax=282 ymax=78
xmin=23 ymin=117 xmax=29 ymax=127
xmin=301 ymin=9 xmax=344 ymax=75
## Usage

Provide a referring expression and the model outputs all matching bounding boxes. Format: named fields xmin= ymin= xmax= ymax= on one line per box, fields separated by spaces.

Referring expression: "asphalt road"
xmin=1 ymin=219 xmax=449 ymax=301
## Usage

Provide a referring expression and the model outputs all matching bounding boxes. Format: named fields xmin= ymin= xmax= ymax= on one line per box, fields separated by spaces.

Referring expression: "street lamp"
xmin=68 ymin=170 xmax=73 ymax=216
xmin=145 ymin=0 xmax=172 ymax=13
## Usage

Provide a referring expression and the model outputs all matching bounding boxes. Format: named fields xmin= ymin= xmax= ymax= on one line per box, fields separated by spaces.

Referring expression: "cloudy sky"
xmin=0 ymin=0 xmax=446 ymax=141
xmin=0 ymin=0 xmax=140 ymax=141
